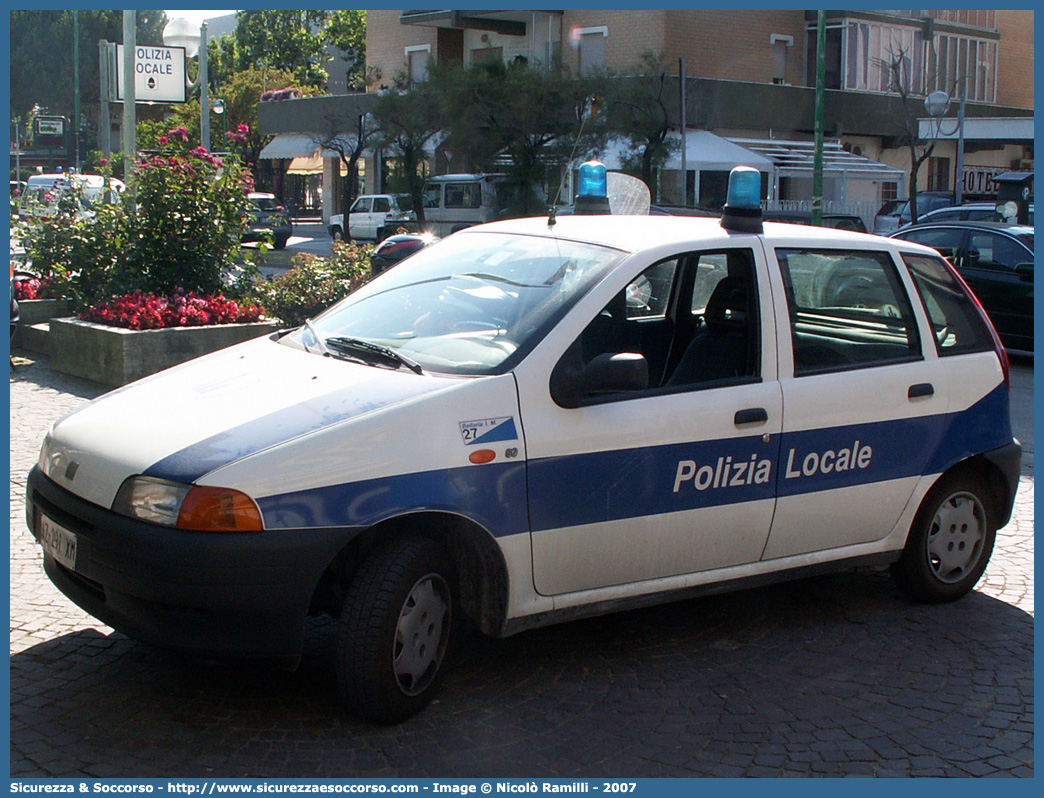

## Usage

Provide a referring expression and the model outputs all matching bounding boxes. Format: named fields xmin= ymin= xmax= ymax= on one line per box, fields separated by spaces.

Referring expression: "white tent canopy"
xmin=258 ymin=133 xmax=321 ymax=160
xmin=598 ymin=131 xmax=773 ymax=172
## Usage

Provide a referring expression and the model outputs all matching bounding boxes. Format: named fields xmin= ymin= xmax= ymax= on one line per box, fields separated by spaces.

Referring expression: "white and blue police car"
xmin=27 ymin=166 xmax=1022 ymax=722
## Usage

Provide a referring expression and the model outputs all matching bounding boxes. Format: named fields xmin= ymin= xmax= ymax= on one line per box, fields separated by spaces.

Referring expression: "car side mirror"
xmin=1016 ymin=263 xmax=1033 ymax=283
xmin=551 ymin=350 xmax=649 ymax=408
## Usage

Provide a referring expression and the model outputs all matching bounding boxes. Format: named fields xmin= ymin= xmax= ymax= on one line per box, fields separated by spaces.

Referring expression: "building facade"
xmin=260 ymin=9 xmax=1033 ymax=225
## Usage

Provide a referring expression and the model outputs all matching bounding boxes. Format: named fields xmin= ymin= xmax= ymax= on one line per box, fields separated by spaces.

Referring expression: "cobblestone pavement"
xmin=9 ymin=350 xmax=1034 ymax=778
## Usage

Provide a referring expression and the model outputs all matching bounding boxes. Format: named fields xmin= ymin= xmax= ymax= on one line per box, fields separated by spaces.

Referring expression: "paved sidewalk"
xmin=9 ymin=349 xmax=1034 ymax=778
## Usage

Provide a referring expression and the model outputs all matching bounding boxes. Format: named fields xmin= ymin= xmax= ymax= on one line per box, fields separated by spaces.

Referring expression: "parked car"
xmin=243 ymin=192 xmax=292 ymax=250
xmin=328 ymin=194 xmax=409 ymax=242
xmin=369 ymin=232 xmax=438 ymax=275
xmin=891 ymin=221 xmax=1034 ymax=352
xmin=763 ymin=210 xmax=868 ymax=232
xmin=873 ymin=192 xmax=954 ymax=234
xmin=27 ymin=168 xmax=1020 ymax=723
xmin=903 ymin=201 xmax=1034 ymax=227
xmin=18 ymin=173 xmax=125 ymax=221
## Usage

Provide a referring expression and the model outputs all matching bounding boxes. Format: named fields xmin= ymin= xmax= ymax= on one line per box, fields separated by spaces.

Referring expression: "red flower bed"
xmin=79 ymin=289 xmax=265 ymax=331
xmin=13 ymin=276 xmax=62 ymax=301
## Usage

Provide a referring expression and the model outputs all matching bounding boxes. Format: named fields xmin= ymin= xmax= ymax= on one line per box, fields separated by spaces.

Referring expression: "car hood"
xmin=38 ymin=335 xmax=461 ymax=509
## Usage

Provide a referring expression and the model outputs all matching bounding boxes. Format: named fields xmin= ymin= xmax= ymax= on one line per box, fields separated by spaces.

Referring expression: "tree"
xmin=308 ymin=112 xmax=381 ymax=215
xmin=431 ymin=59 xmax=604 ymax=216
xmin=879 ymin=46 xmax=937 ymax=224
xmin=234 ymin=10 xmax=331 ymax=90
xmin=603 ymin=52 xmax=680 ymax=195
xmin=325 ymin=11 xmax=368 ymax=92
xmin=371 ymin=78 xmax=444 ymax=222
xmin=9 ymin=11 xmax=167 ymax=124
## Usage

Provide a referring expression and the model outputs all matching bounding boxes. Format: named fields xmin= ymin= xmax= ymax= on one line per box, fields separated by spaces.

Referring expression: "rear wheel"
xmin=892 ymin=469 xmax=995 ymax=602
xmin=337 ymin=536 xmax=457 ymax=723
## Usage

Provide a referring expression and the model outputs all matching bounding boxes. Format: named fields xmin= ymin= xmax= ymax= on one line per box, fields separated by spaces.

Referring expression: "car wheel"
xmin=331 ymin=227 xmax=343 ymax=242
xmin=337 ymin=535 xmax=457 ymax=723
xmin=891 ymin=469 xmax=995 ymax=603
xmin=273 ymin=236 xmax=288 ymax=250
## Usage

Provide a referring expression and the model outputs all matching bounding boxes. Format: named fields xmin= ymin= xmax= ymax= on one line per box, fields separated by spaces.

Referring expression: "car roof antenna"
xmin=548 ymin=95 xmax=601 ymax=229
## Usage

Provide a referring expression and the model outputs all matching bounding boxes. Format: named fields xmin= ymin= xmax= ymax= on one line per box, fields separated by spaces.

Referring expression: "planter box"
xmin=14 ymin=299 xmax=76 ymax=354
xmin=17 ymin=298 xmax=75 ymax=326
xmin=49 ymin=317 xmax=282 ymax=387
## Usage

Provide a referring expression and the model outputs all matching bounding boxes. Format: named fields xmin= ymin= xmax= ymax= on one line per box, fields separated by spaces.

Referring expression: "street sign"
xmin=115 ymin=44 xmax=187 ymax=103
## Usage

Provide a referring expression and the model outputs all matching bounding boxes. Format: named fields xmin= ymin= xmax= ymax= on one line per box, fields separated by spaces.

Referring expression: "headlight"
xmin=113 ymin=476 xmax=263 ymax=532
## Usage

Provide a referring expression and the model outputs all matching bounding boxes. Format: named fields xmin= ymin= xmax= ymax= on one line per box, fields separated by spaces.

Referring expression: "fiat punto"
xmin=27 ymin=168 xmax=1021 ymax=722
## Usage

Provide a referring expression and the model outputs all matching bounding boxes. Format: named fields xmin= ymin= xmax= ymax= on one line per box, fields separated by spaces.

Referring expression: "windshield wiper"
xmin=326 ymin=337 xmax=424 ymax=374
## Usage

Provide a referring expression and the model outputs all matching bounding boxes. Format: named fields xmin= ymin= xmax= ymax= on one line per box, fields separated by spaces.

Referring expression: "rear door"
xmin=517 ymin=242 xmax=783 ymax=596
xmin=763 ymin=244 xmax=947 ymax=559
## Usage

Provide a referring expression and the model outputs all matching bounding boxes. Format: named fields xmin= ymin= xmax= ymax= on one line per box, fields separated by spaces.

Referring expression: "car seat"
xmin=667 ymin=276 xmax=750 ymax=386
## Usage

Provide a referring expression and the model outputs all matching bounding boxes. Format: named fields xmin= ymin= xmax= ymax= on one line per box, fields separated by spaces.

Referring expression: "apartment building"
xmin=260 ymin=9 xmax=1033 ymax=223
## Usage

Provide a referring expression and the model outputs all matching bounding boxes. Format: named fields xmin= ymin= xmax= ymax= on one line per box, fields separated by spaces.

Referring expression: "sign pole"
xmin=122 ymin=10 xmax=136 ymax=181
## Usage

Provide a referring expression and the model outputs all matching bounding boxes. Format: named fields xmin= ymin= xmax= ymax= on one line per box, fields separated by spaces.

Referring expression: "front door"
xmin=517 ymin=245 xmax=783 ymax=596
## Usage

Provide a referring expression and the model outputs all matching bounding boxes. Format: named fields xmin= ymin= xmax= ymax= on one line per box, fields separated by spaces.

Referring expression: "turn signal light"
xmin=177 ymin=486 xmax=264 ymax=532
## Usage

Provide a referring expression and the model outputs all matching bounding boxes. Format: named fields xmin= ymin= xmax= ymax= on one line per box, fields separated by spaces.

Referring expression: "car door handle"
xmin=908 ymin=383 xmax=934 ymax=399
xmin=734 ymin=407 xmax=768 ymax=426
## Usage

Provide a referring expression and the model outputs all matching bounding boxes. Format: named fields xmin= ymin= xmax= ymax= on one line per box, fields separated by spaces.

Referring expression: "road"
xmin=8 ymin=351 xmax=1034 ymax=778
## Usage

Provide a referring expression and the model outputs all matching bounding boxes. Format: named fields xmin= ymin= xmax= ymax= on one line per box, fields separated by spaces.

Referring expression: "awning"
xmin=728 ymin=138 xmax=905 ymax=179
xmin=258 ymin=133 xmax=321 ymax=160
xmin=598 ymin=131 xmax=773 ymax=172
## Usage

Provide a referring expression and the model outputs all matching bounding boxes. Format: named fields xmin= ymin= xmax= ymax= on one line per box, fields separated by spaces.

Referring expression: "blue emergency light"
xmin=573 ymin=159 xmax=611 ymax=215
xmin=720 ymin=166 xmax=763 ymax=233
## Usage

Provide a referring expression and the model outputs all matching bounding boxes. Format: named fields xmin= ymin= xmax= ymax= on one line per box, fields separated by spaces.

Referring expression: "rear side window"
xmin=902 ymin=254 xmax=996 ymax=357
xmin=444 ymin=182 xmax=482 ymax=209
xmin=776 ymin=249 xmax=921 ymax=375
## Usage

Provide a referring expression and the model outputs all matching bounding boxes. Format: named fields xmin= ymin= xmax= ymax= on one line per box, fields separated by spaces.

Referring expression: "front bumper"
xmin=27 ymin=466 xmax=358 ymax=664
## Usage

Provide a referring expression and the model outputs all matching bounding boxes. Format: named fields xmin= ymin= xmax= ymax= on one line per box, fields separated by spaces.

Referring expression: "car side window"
xmin=445 ymin=183 xmax=482 ymax=209
xmin=625 ymin=259 xmax=677 ymax=319
xmin=552 ymin=249 xmax=760 ymax=407
xmin=899 ymin=228 xmax=963 ymax=262
xmin=776 ymin=248 xmax=922 ymax=375
xmin=902 ymin=254 xmax=996 ymax=356
xmin=373 ymin=197 xmax=391 ymax=213
xmin=422 ymin=185 xmax=441 ymax=209
xmin=350 ymin=198 xmax=371 ymax=214
xmin=967 ymin=232 xmax=1024 ymax=272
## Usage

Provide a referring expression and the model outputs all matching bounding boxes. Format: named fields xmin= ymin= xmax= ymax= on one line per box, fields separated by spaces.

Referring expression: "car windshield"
xmin=285 ymin=231 xmax=626 ymax=375
xmin=251 ymin=196 xmax=279 ymax=212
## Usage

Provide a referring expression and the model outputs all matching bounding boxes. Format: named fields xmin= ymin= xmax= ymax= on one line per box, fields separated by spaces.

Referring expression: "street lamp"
xmin=212 ymin=97 xmax=226 ymax=149
xmin=924 ymin=89 xmax=965 ymax=204
xmin=162 ymin=17 xmax=210 ymax=151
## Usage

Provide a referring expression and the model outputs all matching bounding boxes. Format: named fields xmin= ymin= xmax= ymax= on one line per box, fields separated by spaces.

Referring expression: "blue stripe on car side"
xmin=257 ymin=461 xmax=529 ymax=535
xmin=180 ymin=382 xmax=1011 ymax=538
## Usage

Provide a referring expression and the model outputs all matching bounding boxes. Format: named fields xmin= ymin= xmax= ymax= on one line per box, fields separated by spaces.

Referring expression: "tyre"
xmin=273 ymin=235 xmax=288 ymax=250
xmin=331 ymin=226 xmax=343 ymax=242
xmin=891 ymin=469 xmax=996 ymax=603
xmin=337 ymin=535 xmax=457 ymax=723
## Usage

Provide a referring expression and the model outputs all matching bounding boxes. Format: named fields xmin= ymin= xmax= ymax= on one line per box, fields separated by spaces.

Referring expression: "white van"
xmin=18 ymin=173 xmax=126 ymax=220
xmin=384 ymin=174 xmax=511 ymax=238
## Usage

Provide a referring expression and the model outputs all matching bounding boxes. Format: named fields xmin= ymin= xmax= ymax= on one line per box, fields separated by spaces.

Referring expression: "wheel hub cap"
xmin=927 ymin=492 xmax=986 ymax=584
xmin=393 ymin=574 xmax=449 ymax=695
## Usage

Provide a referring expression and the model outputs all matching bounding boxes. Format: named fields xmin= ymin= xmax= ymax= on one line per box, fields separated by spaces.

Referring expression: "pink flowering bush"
xmin=79 ymin=289 xmax=264 ymax=331
xmin=21 ymin=126 xmax=257 ymax=316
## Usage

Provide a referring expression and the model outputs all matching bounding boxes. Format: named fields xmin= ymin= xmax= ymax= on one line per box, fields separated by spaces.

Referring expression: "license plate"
xmin=39 ymin=513 xmax=77 ymax=570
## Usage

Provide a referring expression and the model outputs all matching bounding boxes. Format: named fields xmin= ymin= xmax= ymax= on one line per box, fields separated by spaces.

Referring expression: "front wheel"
xmin=337 ymin=536 xmax=457 ymax=723
xmin=891 ymin=469 xmax=996 ymax=603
